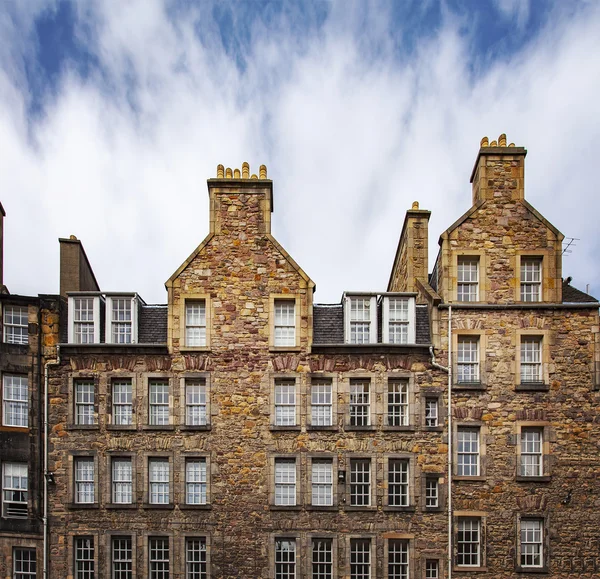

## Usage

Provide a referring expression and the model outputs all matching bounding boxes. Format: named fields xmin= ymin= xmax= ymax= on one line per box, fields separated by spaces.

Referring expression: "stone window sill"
xmin=270 ymin=426 xmax=301 ymax=432
xmin=307 ymin=425 xmax=338 ymax=432
xmin=106 ymin=503 xmax=138 ymax=509
xmin=180 ymin=425 xmax=211 ymax=432
xmin=516 ymin=566 xmax=548 ymax=574
xmin=453 ymin=382 xmax=487 ymax=391
xmin=106 ymin=424 xmax=137 ymax=431
xmin=143 ymin=503 xmax=175 ymax=510
xmin=142 ymin=425 xmax=175 ymax=431
xmin=454 ymin=566 xmax=487 ymax=573
xmin=516 ymin=475 xmax=551 ymax=483
xmin=269 ymin=346 xmax=303 ymax=353
xmin=345 ymin=425 xmax=376 ymax=432
xmin=453 ymin=476 xmax=486 ymax=482
xmin=179 ymin=504 xmax=212 ymax=510
xmin=423 ymin=505 xmax=444 ymax=512
xmin=515 ymin=383 xmax=549 ymax=392
xmin=383 ymin=426 xmax=415 ymax=432
xmin=180 ymin=347 xmax=211 ymax=353
xmin=423 ymin=425 xmax=444 ymax=432
xmin=68 ymin=424 xmax=99 ymax=431
xmin=305 ymin=505 xmax=337 ymax=512
xmin=383 ymin=505 xmax=415 ymax=513
xmin=344 ymin=506 xmax=377 ymax=512
xmin=270 ymin=505 xmax=302 ymax=511
xmin=67 ymin=503 xmax=99 ymax=510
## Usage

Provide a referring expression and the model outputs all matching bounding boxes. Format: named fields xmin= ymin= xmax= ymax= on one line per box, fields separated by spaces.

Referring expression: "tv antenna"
xmin=562 ymin=237 xmax=579 ymax=256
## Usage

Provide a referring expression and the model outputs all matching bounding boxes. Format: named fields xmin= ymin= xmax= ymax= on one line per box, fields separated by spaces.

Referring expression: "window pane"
xmin=112 ymin=459 xmax=132 ymax=504
xmin=274 ymin=300 xmax=296 ymax=346
xmin=312 ymin=538 xmax=332 ymax=579
xmin=311 ymin=381 xmax=332 ymax=426
xmin=75 ymin=381 xmax=96 ymax=425
xmin=350 ymin=298 xmax=371 ymax=344
xmin=520 ymin=428 xmax=543 ymax=476
xmin=4 ymin=305 xmax=28 ymax=344
xmin=457 ymin=428 xmax=479 ymax=476
xmin=2 ymin=375 xmax=28 ymax=427
xmin=275 ymin=459 xmax=296 ymax=506
xmin=350 ymin=538 xmax=370 ymax=579
xmin=186 ymin=459 xmax=207 ymax=504
xmin=425 ymin=398 xmax=438 ymax=427
xmin=388 ymin=539 xmax=409 ymax=579
xmin=186 ymin=538 xmax=207 ymax=579
xmin=186 ymin=302 xmax=206 ymax=347
xmin=275 ymin=538 xmax=296 ymax=579
xmin=112 ymin=537 xmax=132 ymax=579
xmin=388 ymin=459 xmax=409 ymax=507
xmin=350 ymin=381 xmax=370 ymax=427
xmin=275 ymin=380 xmax=296 ymax=426
xmin=75 ymin=536 xmax=95 ymax=579
xmin=457 ymin=257 xmax=479 ymax=302
xmin=149 ymin=381 xmax=169 ymax=426
xmin=186 ymin=379 xmax=207 ymax=426
xmin=387 ymin=380 xmax=408 ymax=426
xmin=350 ymin=460 xmax=370 ymax=506
xmin=75 ymin=458 xmax=95 ymax=503
xmin=521 ymin=519 xmax=543 ymax=567
xmin=457 ymin=518 xmax=480 ymax=567
xmin=112 ymin=380 xmax=132 ymax=425
xmin=311 ymin=460 xmax=333 ymax=506
xmin=521 ymin=338 xmax=542 ymax=383
xmin=149 ymin=537 xmax=169 ymax=579
xmin=520 ymin=259 xmax=542 ymax=301
xmin=13 ymin=547 xmax=36 ymax=579
xmin=149 ymin=459 xmax=170 ymax=504
xmin=457 ymin=337 xmax=479 ymax=383
xmin=3 ymin=462 xmax=28 ymax=518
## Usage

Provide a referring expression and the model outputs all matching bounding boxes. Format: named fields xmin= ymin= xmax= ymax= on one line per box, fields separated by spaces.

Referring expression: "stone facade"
xmin=38 ymin=141 xmax=600 ymax=579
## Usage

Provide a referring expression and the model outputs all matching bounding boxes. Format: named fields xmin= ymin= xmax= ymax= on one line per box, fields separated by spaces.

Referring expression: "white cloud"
xmin=0 ymin=0 xmax=599 ymax=304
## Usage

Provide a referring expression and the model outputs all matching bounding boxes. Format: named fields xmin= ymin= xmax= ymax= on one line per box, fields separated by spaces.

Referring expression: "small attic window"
xmin=344 ymin=295 xmax=377 ymax=344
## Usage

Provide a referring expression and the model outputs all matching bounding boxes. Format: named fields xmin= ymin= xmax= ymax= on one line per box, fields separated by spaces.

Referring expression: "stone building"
xmin=42 ymin=138 xmax=600 ymax=579
xmin=0 ymin=203 xmax=61 ymax=578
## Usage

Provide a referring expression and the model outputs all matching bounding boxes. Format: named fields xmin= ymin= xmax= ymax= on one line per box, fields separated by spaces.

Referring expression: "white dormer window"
xmin=383 ymin=296 xmax=416 ymax=344
xmin=345 ymin=295 xmax=377 ymax=344
xmin=68 ymin=295 xmax=101 ymax=344
xmin=105 ymin=295 xmax=138 ymax=344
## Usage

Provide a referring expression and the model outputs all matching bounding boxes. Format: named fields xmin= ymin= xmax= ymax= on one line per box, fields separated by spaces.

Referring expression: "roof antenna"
xmin=562 ymin=237 xmax=579 ymax=256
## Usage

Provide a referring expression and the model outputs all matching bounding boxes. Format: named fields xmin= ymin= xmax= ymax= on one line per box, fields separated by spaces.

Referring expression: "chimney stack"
xmin=470 ymin=133 xmax=527 ymax=205
xmin=59 ymin=236 xmax=100 ymax=297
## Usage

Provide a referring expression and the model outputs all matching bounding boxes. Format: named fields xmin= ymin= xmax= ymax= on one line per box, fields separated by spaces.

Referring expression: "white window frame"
xmin=3 ymin=305 xmax=28 ymax=344
xmin=74 ymin=536 xmax=95 ymax=579
xmin=457 ymin=427 xmax=480 ymax=477
xmin=105 ymin=295 xmax=137 ymax=344
xmin=185 ymin=378 xmax=208 ymax=426
xmin=112 ymin=536 xmax=133 ymax=579
xmin=149 ymin=380 xmax=170 ymax=426
xmin=457 ymin=336 xmax=480 ymax=384
xmin=456 ymin=518 xmax=481 ymax=567
xmin=425 ymin=478 xmax=439 ymax=508
xmin=149 ymin=459 xmax=170 ymax=505
xmin=457 ymin=257 xmax=479 ymax=302
xmin=350 ymin=538 xmax=371 ymax=579
xmin=387 ymin=539 xmax=409 ymax=579
xmin=520 ymin=258 xmax=542 ymax=302
xmin=274 ymin=379 xmax=297 ymax=427
xmin=310 ymin=379 xmax=333 ymax=427
xmin=185 ymin=301 xmax=207 ymax=347
xmin=274 ymin=458 xmax=297 ymax=506
xmin=425 ymin=398 xmax=439 ymax=427
xmin=185 ymin=458 xmax=207 ymax=505
xmin=382 ymin=296 xmax=416 ymax=344
xmin=2 ymin=462 xmax=28 ymax=518
xmin=520 ymin=518 xmax=543 ymax=568
xmin=13 ymin=547 xmax=37 ymax=579
xmin=185 ymin=537 xmax=207 ymax=579
xmin=274 ymin=299 xmax=296 ymax=347
xmin=520 ymin=428 xmax=543 ymax=477
xmin=425 ymin=559 xmax=439 ymax=578
xmin=387 ymin=458 xmax=409 ymax=507
xmin=349 ymin=459 xmax=371 ymax=507
xmin=349 ymin=380 xmax=370 ymax=427
xmin=345 ymin=295 xmax=377 ymax=344
xmin=74 ymin=380 xmax=96 ymax=426
xmin=520 ymin=337 xmax=542 ymax=384
xmin=2 ymin=374 xmax=28 ymax=427
xmin=311 ymin=459 xmax=333 ymax=506
xmin=68 ymin=295 xmax=101 ymax=344
xmin=387 ymin=379 xmax=409 ymax=426
xmin=311 ymin=537 xmax=333 ymax=579
xmin=74 ymin=457 xmax=95 ymax=504
xmin=275 ymin=538 xmax=296 ymax=579
xmin=149 ymin=537 xmax=170 ymax=579
xmin=111 ymin=458 xmax=133 ymax=504
xmin=112 ymin=380 xmax=133 ymax=426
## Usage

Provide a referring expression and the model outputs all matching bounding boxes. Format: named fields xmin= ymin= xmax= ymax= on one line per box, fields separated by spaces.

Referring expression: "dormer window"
xmin=383 ymin=296 xmax=416 ymax=344
xmin=105 ymin=295 xmax=138 ymax=344
xmin=345 ymin=295 xmax=377 ymax=344
xmin=68 ymin=295 xmax=101 ymax=344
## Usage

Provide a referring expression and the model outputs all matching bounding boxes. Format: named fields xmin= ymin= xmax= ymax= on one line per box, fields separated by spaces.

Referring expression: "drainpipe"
xmin=43 ymin=344 xmax=60 ymax=579
xmin=429 ymin=304 xmax=452 ymax=579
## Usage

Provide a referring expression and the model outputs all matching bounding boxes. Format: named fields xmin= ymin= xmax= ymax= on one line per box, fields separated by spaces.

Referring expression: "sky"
xmin=0 ymin=0 xmax=599 ymax=304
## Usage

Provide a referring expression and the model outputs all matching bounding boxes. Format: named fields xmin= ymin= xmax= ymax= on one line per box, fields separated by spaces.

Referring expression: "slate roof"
xmin=139 ymin=305 xmax=168 ymax=343
xmin=313 ymin=303 xmax=431 ymax=345
xmin=562 ymin=280 xmax=598 ymax=304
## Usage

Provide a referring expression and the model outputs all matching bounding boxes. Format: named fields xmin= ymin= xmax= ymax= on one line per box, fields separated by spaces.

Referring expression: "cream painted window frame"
xmin=270 ymin=294 xmax=301 ymax=350
xmin=179 ymin=294 xmax=212 ymax=351
xmin=344 ymin=294 xmax=377 ymax=344
xmin=453 ymin=251 xmax=486 ymax=303
xmin=515 ymin=421 xmax=552 ymax=481
xmin=382 ymin=295 xmax=416 ymax=344
xmin=515 ymin=329 xmax=551 ymax=390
